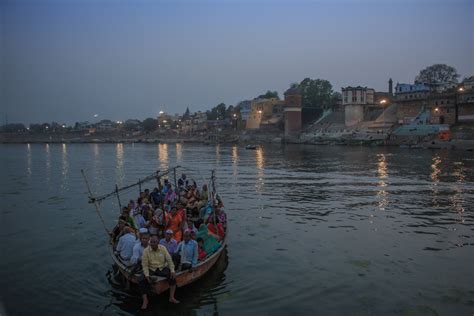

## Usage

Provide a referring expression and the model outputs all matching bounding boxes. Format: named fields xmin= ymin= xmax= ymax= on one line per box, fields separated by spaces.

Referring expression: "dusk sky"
xmin=1 ymin=0 xmax=473 ymax=125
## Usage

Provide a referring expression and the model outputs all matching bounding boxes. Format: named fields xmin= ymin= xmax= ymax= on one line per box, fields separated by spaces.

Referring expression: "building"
xmin=246 ymin=97 xmax=283 ymax=130
xmin=283 ymin=88 xmax=302 ymax=136
xmin=394 ymin=83 xmax=430 ymax=124
xmin=427 ymin=92 xmax=456 ymax=124
xmin=237 ymin=100 xmax=252 ymax=123
xmin=457 ymin=78 xmax=474 ymax=122
xmin=342 ymin=86 xmax=375 ymax=126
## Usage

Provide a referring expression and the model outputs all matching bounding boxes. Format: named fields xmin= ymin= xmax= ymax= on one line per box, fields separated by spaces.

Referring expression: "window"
xmin=344 ymin=97 xmax=348 ymax=103
xmin=447 ymin=109 xmax=450 ymax=113
xmin=441 ymin=101 xmax=444 ymax=105
xmin=352 ymin=96 xmax=357 ymax=102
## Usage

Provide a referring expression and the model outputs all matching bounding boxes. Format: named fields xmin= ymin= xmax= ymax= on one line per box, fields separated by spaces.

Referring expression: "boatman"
xmin=139 ymin=235 xmax=179 ymax=310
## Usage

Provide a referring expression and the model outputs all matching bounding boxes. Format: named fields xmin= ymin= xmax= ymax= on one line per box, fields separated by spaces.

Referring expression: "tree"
xmin=142 ymin=118 xmax=157 ymax=133
xmin=225 ymin=105 xmax=235 ymax=119
xmin=29 ymin=123 xmax=42 ymax=133
xmin=0 ymin=123 xmax=27 ymax=133
xmin=207 ymin=103 xmax=226 ymax=120
xmin=256 ymin=90 xmax=279 ymax=100
xmin=331 ymin=91 xmax=342 ymax=104
xmin=415 ymin=64 xmax=459 ymax=86
xmin=296 ymin=78 xmax=334 ymax=109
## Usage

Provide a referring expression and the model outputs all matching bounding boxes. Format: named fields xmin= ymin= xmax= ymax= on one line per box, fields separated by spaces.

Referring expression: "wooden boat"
xmin=82 ymin=166 xmax=227 ymax=295
xmin=111 ymin=236 xmax=227 ymax=294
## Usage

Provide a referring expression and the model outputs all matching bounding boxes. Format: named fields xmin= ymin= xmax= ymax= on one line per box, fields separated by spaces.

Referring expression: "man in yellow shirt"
xmin=139 ymin=235 xmax=179 ymax=309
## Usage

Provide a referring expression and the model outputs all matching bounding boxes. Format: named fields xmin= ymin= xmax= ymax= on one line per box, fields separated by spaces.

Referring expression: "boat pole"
xmin=211 ymin=170 xmax=218 ymax=233
xmin=115 ymin=184 xmax=122 ymax=212
xmin=81 ymin=169 xmax=110 ymax=236
xmin=173 ymin=167 xmax=177 ymax=189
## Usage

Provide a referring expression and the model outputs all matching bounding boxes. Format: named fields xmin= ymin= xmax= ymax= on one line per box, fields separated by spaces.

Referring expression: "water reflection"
xmin=376 ymin=153 xmax=388 ymax=212
xmin=176 ymin=143 xmax=183 ymax=163
xmin=451 ymin=162 xmax=466 ymax=246
xmin=158 ymin=144 xmax=169 ymax=171
xmin=232 ymin=145 xmax=238 ymax=176
xmin=26 ymin=143 xmax=32 ymax=178
xmin=255 ymin=147 xmax=265 ymax=193
xmin=61 ymin=144 xmax=69 ymax=190
xmin=115 ymin=144 xmax=124 ymax=186
xmin=215 ymin=144 xmax=221 ymax=166
xmin=45 ymin=143 xmax=51 ymax=183
xmin=430 ymin=155 xmax=441 ymax=206
xmin=430 ymin=155 xmax=441 ymax=183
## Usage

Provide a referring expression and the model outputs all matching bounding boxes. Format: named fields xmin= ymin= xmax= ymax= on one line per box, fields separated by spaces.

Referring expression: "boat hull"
xmin=112 ymin=238 xmax=227 ymax=295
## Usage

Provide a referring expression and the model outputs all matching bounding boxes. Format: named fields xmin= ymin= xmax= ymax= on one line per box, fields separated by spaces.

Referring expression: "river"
xmin=0 ymin=143 xmax=473 ymax=315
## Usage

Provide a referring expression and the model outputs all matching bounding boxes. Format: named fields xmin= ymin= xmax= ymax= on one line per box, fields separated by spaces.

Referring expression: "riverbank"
xmin=2 ymin=126 xmax=474 ymax=151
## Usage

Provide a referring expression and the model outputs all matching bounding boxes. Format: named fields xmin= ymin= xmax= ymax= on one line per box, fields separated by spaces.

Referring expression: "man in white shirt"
xmin=115 ymin=227 xmax=137 ymax=262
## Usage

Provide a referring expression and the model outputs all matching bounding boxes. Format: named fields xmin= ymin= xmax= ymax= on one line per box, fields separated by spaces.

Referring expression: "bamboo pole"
xmin=81 ymin=169 xmax=110 ymax=236
xmin=115 ymin=184 xmax=122 ymax=212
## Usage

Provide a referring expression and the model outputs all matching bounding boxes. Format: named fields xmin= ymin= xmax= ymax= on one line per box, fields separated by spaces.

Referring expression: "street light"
xmin=458 ymin=87 xmax=464 ymax=92
xmin=380 ymin=99 xmax=387 ymax=105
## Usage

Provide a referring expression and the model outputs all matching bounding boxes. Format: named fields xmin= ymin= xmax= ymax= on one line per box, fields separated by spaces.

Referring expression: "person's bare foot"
xmin=141 ymin=296 xmax=149 ymax=310
xmin=169 ymin=298 xmax=180 ymax=304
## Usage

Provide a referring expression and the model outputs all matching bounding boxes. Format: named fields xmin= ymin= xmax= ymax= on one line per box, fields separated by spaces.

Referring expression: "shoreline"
xmin=1 ymin=133 xmax=473 ymax=151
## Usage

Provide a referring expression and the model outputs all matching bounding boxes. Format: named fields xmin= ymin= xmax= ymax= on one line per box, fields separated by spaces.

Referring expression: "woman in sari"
xmin=166 ymin=206 xmax=184 ymax=242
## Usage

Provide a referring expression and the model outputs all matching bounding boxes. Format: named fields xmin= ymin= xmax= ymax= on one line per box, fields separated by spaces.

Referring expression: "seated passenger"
xmin=130 ymin=232 xmax=150 ymax=267
xmin=121 ymin=207 xmax=136 ymax=229
xmin=150 ymin=187 xmax=162 ymax=208
xmin=110 ymin=216 xmax=127 ymax=243
xmin=132 ymin=208 xmax=147 ymax=229
xmin=166 ymin=206 xmax=184 ymax=242
xmin=175 ymin=231 xmax=198 ymax=270
xmin=115 ymin=227 xmax=137 ymax=262
xmin=197 ymin=184 xmax=209 ymax=209
xmin=159 ymin=229 xmax=178 ymax=255
xmin=164 ymin=184 xmax=177 ymax=204
xmin=215 ymin=205 xmax=227 ymax=230
xmin=139 ymin=235 xmax=179 ymax=309
xmin=196 ymin=237 xmax=207 ymax=260
xmin=177 ymin=173 xmax=188 ymax=188
xmin=207 ymin=221 xmax=225 ymax=241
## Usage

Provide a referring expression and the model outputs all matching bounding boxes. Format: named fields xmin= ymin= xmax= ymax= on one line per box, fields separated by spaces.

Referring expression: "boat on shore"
xmin=82 ymin=166 xmax=227 ymax=295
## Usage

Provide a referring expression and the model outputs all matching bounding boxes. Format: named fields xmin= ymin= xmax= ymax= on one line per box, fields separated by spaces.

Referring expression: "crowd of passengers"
xmin=110 ymin=173 xmax=227 ymax=309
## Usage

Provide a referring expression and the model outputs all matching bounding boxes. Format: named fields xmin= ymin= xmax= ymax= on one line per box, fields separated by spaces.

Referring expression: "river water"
xmin=0 ymin=143 xmax=473 ymax=315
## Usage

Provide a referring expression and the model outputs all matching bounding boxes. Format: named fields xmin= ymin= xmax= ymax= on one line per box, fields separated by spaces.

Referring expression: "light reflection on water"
xmin=115 ymin=143 xmax=124 ymax=186
xmin=45 ymin=143 xmax=51 ymax=183
xmin=61 ymin=143 xmax=69 ymax=190
xmin=176 ymin=143 xmax=183 ymax=163
xmin=0 ymin=143 xmax=473 ymax=316
xmin=255 ymin=147 xmax=265 ymax=194
xmin=26 ymin=143 xmax=32 ymax=178
xmin=158 ymin=143 xmax=168 ymax=171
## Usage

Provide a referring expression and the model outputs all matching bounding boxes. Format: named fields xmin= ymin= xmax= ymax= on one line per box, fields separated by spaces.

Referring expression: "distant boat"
xmin=245 ymin=144 xmax=258 ymax=150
